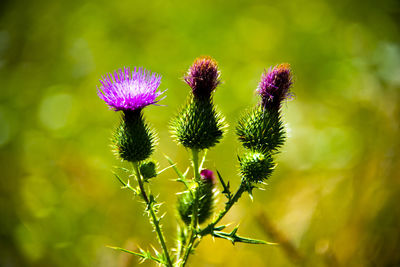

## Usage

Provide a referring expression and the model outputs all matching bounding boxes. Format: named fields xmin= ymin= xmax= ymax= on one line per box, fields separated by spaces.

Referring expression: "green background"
xmin=1 ymin=0 xmax=399 ymax=266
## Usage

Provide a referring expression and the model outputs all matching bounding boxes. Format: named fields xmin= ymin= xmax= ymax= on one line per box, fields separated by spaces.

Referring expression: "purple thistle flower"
xmin=184 ymin=56 xmax=220 ymax=99
xmin=98 ymin=67 xmax=165 ymax=111
xmin=200 ymin=169 xmax=216 ymax=184
xmin=258 ymin=63 xmax=293 ymax=110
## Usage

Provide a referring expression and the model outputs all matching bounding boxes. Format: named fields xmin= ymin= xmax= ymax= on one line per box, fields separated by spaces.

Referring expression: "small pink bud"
xmin=200 ymin=169 xmax=215 ymax=184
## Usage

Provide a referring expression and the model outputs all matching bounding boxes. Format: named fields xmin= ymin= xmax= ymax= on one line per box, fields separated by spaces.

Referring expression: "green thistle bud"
xmin=172 ymin=56 xmax=226 ymax=150
xmin=239 ymin=151 xmax=274 ymax=184
xmin=139 ymin=160 xmax=157 ymax=180
xmin=113 ymin=110 xmax=156 ymax=162
xmin=236 ymin=105 xmax=285 ymax=154
xmin=177 ymin=169 xmax=216 ymax=225
xmin=172 ymin=98 xmax=225 ymax=150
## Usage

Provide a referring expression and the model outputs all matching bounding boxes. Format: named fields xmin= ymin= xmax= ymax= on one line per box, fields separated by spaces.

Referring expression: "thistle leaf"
xmin=107 ymin=246 xmax=163 ymax=264
xmin=213 ymin=225 xmax=227 ymax=231
xmin=113 ymin=173 xmax=138 ymax=195
xmin=165 ymin=154 xmax=191 ymax=190
xmin=211 ymin=226 xmax=276 ymax=245
xmin=164 ymin=155 xmax=186 ymax=178
xmin=216 ymin=170 xmax=232 ymax=200
xmin=116 ymin=167 xmax=131 ymax=173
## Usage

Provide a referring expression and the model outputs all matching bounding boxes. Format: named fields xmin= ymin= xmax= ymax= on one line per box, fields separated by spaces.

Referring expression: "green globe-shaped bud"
xmin=113 ymin=110 xmax=156 ymax=162
xmin=172 ymin=98 xmax=225 ymax=150
xmin=177 ymin=169 xmax=216 ymax=225
xmin=236 ymin=106 xmax=285 ymax=154
xmin=239 ymin=151 xmax=274 ymax=184
xmin=140 ymin=161 xmax=157 ymax=180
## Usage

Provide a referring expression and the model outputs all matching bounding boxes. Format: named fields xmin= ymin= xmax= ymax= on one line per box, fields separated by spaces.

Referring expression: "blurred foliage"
xmin=0 ymin=0 xmax=399 ymax=266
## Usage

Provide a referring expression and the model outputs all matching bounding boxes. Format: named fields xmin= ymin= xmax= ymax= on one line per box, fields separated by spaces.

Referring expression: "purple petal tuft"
xmin=184 ymin=56 xmax=220 ymax=99
xmin=257 ymin=64 xmax=293 ymax=110
xmin=98 ymin=67 xmax=165 ymax=111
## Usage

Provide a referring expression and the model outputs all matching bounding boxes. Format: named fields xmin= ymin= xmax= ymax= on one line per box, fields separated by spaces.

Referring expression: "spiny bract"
xmin=239 ymin=151 xmax=275 ymax=184
xmin=236 ymin=106 xmax=285 ymax=154
xmin=113 ymin=110 xmax=156 ymax=162
xmin=172 ymin=98 xmax=225 ymax=150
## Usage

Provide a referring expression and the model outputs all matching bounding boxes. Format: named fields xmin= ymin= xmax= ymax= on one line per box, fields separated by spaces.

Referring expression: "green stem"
xmin=191 ymin=148 xmax=200 ymax=181
xmin=190 ymin=148 xmax=200 ymax=231
xmin=180 ymin=182 xmax=246 ymax=266
xmin=133 ymin=162 xmax=149 ymax=203
xmin=181 ymin=237 xmax=196 ymax=267
xmin=199 ymin=182 xmax=246 ymax=236
xmin=180 ymin=149 xmax=201 ymax=267
xmin=132 ymin=162 xmax=173 ymax=267
xmin=176 ymin=226 xmax=186 ymax=263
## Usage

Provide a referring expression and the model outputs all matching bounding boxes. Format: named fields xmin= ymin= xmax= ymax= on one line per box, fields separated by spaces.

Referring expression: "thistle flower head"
xmin=258 ymin=64 xmax=293 ymax=110
xmin=184 ymin=56 xmax=220 ymax=99
xmin=200 ymin=169 xmax=216 ymax=184
xmin=98 ymin=67 xmax=165 ymax=111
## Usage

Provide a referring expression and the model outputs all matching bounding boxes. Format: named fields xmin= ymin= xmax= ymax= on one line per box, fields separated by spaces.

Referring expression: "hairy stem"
xmin=192 ymin=148 xmax=201 ymax=181
xmin=132 ymin=162 xmax=173 ymax=267
xmin=133 ymin=162 xmax=149 ymax=203
xmin=190 ymin=149 xmax=200 ymax=231
xmin=199 ymin=182 xmax=246 ymax=236
xmin=180 ymin=149 xmax=201 ymax=266
xmin=180 ymin=163 xmax=248 ymax=266
xmin=181 ymin=237 xmax=196 ymax=267
xmin=176 ymin=226 xmax=186 ymax=263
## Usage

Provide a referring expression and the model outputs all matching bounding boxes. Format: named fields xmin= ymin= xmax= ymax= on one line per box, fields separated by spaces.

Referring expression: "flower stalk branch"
xmin=200 ymin=182 xmax=246 ymax=237
xmin=132 ymin=162 xmax=173 ymax=267
xmin=179 ymin=149 xmax=201 ymax=267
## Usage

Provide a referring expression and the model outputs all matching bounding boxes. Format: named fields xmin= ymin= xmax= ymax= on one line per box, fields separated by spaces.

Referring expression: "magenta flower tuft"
xmin=200 ymin=169 xmax=216 ymax=184
xmin=98 ymin=67 xmax=165 ymax=111
xmin=184 ymin=56 xmax=220 ymax=99
xmin=258 ymin=64 xmax=293 ymax=110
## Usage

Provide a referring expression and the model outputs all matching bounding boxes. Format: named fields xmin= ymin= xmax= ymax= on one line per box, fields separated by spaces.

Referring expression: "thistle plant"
xmin=98 ymin=58 xmax=294 ymax=266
